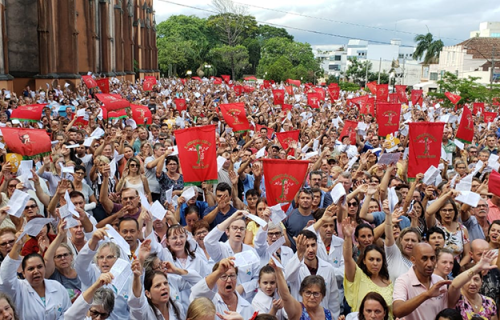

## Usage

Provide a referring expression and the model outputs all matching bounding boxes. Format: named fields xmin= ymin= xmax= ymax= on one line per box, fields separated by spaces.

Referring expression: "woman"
xmin=352 ymin=223 xmax=375 ymax=262
xmin=487 ymin=220 xmax=500 ymax=250
xmin=44 ymin=220 xmax=81 ymax=301
xmin=0 ymin=234 xmax=71 ymax=319
xmin=434 ymin=248 xmax=454 ymax=280
xmin=72 ymin=165 xmax=97 ymax=207
xmin=118 ymin=145 xmax=136 ymax=176
xmin=61 ymin=143 xmax=83 ymax=166
xmin=157 ymin=155 xmax=184 ymax=204
xmin=244 ymin=199 xmax=290 ymax=247
xmin=64 ymin=273 xmax=115 ymax=320
xmin=21 ymin=217 xmax=55 ymax=257
xmin=426 ymin=190 xmax=471 ymax=268
xmin=453 ymin=160 xmax=468 ymax=178
xmin=0 ymin=292 xmax=19 ymax=320
xmin=186 ymin=297 xmax=216 ymax=320
xmin=138 ymin=141 xmax=153 ymax=163
xmin=448 ymin=250 xmax=498 ymax=320
xmin=434 ymin=308 xmax=463 ymax=320
xmin=343 ymin=217 xmax=393 ymax=317
xmin=184 ymin=206 xmax=200 ymax=236
xmin=116 ymin=157 xmax=152 ymax=203
xmin=252 ymin=265 xmax=286 ymax=320
xmin=38 ymin=154 xmax=72 ymax=195
xmin=342 ymin=291 xmax=390 ymax=320
xmin=269 ymin=257 xmax=332 ymax=320
xmin=129 ymin=259 xmax=185 ymax=320
xmin=91 ymin=155 xmax=116 ymax=221
xmin=192 ymin=220 xmax=211 ymax=263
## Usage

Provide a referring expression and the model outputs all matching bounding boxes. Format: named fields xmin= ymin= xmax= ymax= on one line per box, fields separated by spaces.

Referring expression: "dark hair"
xmin=216 ymin=182 xmax=232 ymax=196
xmin=436 ymin=199 xmax=459 ymax=222
xmin=144 ymin=270 xmax=181 ymax=320
xmin=185 ymin=205 xmax=200 ymax=219
xmin=299 ymin=275 xmax=326 ymax=297
xmin=434 ymin=308 xmax=462 ymax=320
xmin=62 ymin=142 xmax=83 ymax=165
xmin=212 ymin=261 xmax=239 ymax=274
xmin=73 ymin=164 xmax=86 ymax=174
xmin=258 ymin=265 xmax=275 ymax=281
xmin=426 ymin=226 xmax=446 ymax=242
xmin=118 ymin=217 xmax=139 ymax=230
xmin=347 ymin=197 xmax=362 ymax=224
xmin=165 ymin=156 xmax=179 ymax=166
xmin=487 ymin=220 xmax=500 ymax=242
xmin=166 ymin=224 xmax=195 ymax=260
xmin=68 ymin=190 xmax=85 ymax=201
xmin=297 ymin=229 xmax=317 ymax=242
xmin=358 ymin=245 xmax=390 ymax=282
xmin=22 ymin=253 xmax=45 ymax=271
xmin=358 ymin=292 xmax=389 ymax=320
xmin=309 ymin=170 xmax=324 ymax=179
xmin=255 ymin=315 xmax=278 ymax=320
xmin=354 ymin=223 xmax=374 ymax=239
xmin=245 ymin=189 xmax=259 ymax=199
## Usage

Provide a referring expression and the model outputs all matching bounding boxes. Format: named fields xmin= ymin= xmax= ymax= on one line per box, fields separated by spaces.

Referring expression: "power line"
xmin=156 ymin=0 xmax=418 ymax=47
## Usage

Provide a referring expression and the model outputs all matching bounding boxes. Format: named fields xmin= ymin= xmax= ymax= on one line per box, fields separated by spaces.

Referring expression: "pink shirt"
xmin=393 ymin=267 xmax=448 ymax=320
xmin=487 ymin=199 xmax=500 ymax=223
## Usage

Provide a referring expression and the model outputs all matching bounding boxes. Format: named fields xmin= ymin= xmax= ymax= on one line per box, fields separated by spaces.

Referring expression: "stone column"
xmin=114 ymin=0 xmax=124 ymax=76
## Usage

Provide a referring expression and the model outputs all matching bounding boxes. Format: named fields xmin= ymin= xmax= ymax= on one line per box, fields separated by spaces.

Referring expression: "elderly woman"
xmin=64 ymin=273 xmax=115 ymax=320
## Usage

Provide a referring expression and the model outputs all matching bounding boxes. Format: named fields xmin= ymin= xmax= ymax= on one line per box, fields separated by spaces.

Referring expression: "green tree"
xmin=242 ymin=38 xmax=261 ymax=75
xmin=339 ymin=81 xmax=360 ymax=92
xmin=258 ymin=25 xmax=294 ymax=41
xmin=264 ymin=56 xmax=294 ymax=82
xmin=414 ymin=32 xmax=444 ymax=64
xmin=345 ymin=57 xmax=372 ymax=85
xmin=209 ymin=45 xmax=250 ymax=80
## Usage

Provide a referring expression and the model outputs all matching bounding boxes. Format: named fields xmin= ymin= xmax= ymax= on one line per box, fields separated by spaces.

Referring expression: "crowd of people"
xmin=0 ymin=75 xmax=498 ymax=320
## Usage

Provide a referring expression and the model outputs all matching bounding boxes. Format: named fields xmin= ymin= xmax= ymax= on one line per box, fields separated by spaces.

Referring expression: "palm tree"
xmin=414 ymin=33 xmax=444 ymax=64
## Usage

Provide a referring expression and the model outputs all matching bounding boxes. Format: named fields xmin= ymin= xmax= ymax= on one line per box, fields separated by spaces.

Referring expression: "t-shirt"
xmin=283 ymin=209 xmax=314 ymax=251
xmin=49 ymin=269 xmax=82 ymax=301
xmin=112 ymin=203 xmax=141 ymax=220
xmin=179 ymin=201 xmax=208 ymax=226
xmin=144 ymin=155 xmax=163 ymax=194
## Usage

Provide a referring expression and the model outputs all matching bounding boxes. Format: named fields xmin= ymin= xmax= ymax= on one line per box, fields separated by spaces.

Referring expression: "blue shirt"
xmin=371 ymin=211 xmax=410 ymax=230
xmin=202 ymin=205 xmax=237 ymax=242
xmin=179 ymin=201 xmax=208 ymax=226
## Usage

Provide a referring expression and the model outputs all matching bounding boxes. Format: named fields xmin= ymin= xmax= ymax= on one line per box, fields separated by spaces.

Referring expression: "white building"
xmin=470 ymin=22 xmax=500 ymax=38
xmin=313 ymin=45 xmax=348 ymax=78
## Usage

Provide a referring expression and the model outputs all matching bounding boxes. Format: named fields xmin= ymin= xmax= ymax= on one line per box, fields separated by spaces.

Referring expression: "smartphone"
xmin=407 ymin=200 xmax=414 ymax=214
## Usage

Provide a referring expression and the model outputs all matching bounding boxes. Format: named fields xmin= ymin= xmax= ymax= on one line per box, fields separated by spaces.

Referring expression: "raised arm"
xmin=358 ymin=185 xmax=378 ymax=223
xmin=341 ymin=217 xmax=357 ymax=283
xmin=425 ymin=190 xmax=455 ymax=228
xmin=44 ymin=220 xmax=67 ymax=278
xmin=402 ymin=173 xmax=423 ymax=212
xmin=99 ymin=166 xmax=115 ymax=214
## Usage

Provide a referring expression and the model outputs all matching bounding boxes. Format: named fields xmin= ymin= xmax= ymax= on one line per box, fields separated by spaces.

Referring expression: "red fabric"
xmin=314 ymin=88 xmax=326 ymax=101
xmin=192 ymin=77 xmax=201 ymax=82
xmin=131 ymin=104 xmax=152 ymax=126
xmin=340 ymin=120 xmax=358 ymax=145
xmin=145 ymin=76 xmax=156 ymax=82
xmin=213 ymin=77 xmax=222 ymax=85
xmin=174 ymin=98 xmax=187 ymax=112
xmin=282 ymin=104 xmax=293 ymax=112
xmin=2 ymin=127 xmax=51 ymax=158
xmin=21 ymin=233 xmax=56 ymax=257
xmin=245 ymin=76 xmax=257 ymax=81
xmin=489 ymin=170 xmax=500 ymax=197
xmin=287 ymin=79 xmax=301 ymax=87
xmin=389 ymin=93 xmax=399 ymax=103
xmin=285 ymin=86 xmax=293 ymax=95
xmin=106 ymin=109 xmax=127 ymax=120
xmin=473 ymin=102 xmax=485 ymax=115
xmin=174 ymin=125 xmax=218 ymax=185
xmin=307 ymin=92 xmax=321 ymax=108
xmin=351 ymin=96 xmax=368 ymax=107
xmin=234 ymin=85 xmax=243 ymax=96
xmin=376 ymin=84 xmax=389 ymax=102
xmin=143 ymin=80 xmax=155 ymax=91
xmin=272 ymin=90 xmax=285 ymax=105
xmin=255 ymin=124 xmax=274 ymax=140
xmin=367 ymin=81 xmax=377 ymax=95
xmin=328 ymin=86 xmax=340 ymax=101
xmin=262 ymin=159 xmax=309 ymax=206
xmin=221 ymin=75 xmax=230 ymax=83
xmin=96 ymin=78 xmax=110 ymax=94
xmin=73 ymin=117 xmax=89 ymax=129
xmin=395 ymin=85 xmax=408 ymax=103
xmin=81 ymin=75 xmax=98 ymax=89
xmin=376 ymin=103 xmax=401 ymax=137
xmin=408 ymin=122 xmax=444 ymax=179
xmin=411 ymin=90 xmax=423 ymax=106
xmin=276 ymin=130 xmax=300 ymax=150
xmin=95 ymin=93 xmax=130 ymax=111
xmin=243 ymin=85 xmax=255 ymax=93
xmin=219 ymin=103 xmax=250 ymax=132
xmin=456 ymin=106 xmax=474 ymax=144
xmin=484 ymin=112 xmax=497 ymax=123
xmin=263 ymin=80 xmax=272 ymax=89
xmin=180 ymin=78 xmax=186 ymax=85
xmin=493 ymin=98 xmax=500 ymax=106
xmin=10 ymin=104 xmax=45 ymax=122
xmin=445 ymin=92 xmax=461 ymax=105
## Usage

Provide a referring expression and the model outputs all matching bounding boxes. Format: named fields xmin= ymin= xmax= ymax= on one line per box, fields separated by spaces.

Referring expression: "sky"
xmin=153 ymin=0 xmax=500 ymax=48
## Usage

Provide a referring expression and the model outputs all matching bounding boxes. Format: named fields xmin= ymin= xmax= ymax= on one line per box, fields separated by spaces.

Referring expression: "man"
xmin=284 ymin=188 xmax=315 ymax=251
xmin=488 ymin=194 xmax=500 ymax=222
xmin=132 ymin=127 xmax=149 ymax=153
xmin=393 ymin=243 xmax=451 ymax=320
xmin=308 ymin=170 xmax=333 ymax=208
xmin=484 ymin=133 xmax=498 ymax=155
xmin=442 ymin=126 xmax=456 ymax=156
xmin=144 ymin=142 xmax=165 ymax=202
xmin=122 ymin=125 xmax=135 ymax=146
xmin=337 ymin=172 xmax=353 ymax=193
xmin=285 ymin=230 xmax=340 ymax=319
xmin=461 ymin=199 xmax=489 ymax=241
xmin=202 ymin=182 xmax=237 ymax=241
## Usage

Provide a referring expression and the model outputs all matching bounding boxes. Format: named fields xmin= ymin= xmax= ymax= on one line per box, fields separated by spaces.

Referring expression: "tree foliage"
xmin=209 ymin=45 xmax=250 ymax=80
xmin=414 ymin=33 xmax=444 ymax=64
xmin=345 ymin=57 xmax=372 ymax=85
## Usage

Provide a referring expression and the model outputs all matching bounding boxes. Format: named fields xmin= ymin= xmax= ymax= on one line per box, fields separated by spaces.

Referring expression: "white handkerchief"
xmin=268 ymin=236 xmax=285 ymax=256
xmin=165 ymin=187 xmax=173 ymax=204
xmin=423 ymin=165 xmax=440 ymax=185
xmin=139 ymin=192 xmax=151 ymax=211
xmin=312 ymin=139 xmax=320 ymax=152
xmin=150 ymin=201 xmax=166 ymax=221
xmin=256 ymin=147 xmax=266 ymax=159
xmin=169 ymin=146 xmax=178 ymax=156
xmin=454 ymin=139 xmax=465 ymax=150
xmin=330 ymin=183 xmax=346 ymax=204
xmin=455 ymin=191 xmax=480 ymax=207
xmin=244 ymin=212 xmax=267 ymax=228
xmin=91 ymin=127 xmax=105 ymax=138
xmin=7 ymin=189 xmax=31 ymax=218
xmin=76 ymin=109 xmax=86 ymax=118
xmin=181 ymin=187 xmax=196 ymax=202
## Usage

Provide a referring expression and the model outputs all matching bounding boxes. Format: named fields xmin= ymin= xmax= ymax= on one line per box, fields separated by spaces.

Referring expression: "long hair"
xmin=186 ymin=297 xmax=215 ymax=320
xmin=358 ymin=245 xmax=390 ymax=282
xmin=358 ymin=292 xmax=389 ymax=320
xmin=166 ymin=224 xmax=195 ymax=260
xmin=144 ymin=270 xmax=181 ymax=320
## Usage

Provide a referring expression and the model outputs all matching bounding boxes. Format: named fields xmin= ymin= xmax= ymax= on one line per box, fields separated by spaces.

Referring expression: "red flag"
xmin=287 ymin=79 xmax=301 ymax=87
xmin=272 ymin=90 xmax=285 ymax=105
xmin=262 ymin=159 xmax=309 ymax=206
xmin=456 ymin=106 xmax=474 ymax=144
xmin=143 ymin=80 xmax=155 ymax=92
xmin=175 ymin=125 xmax=218 ymax=185
xmin=351 ymin=96 xmax=368 ymax=107
xmin=473 ymin=103 xmax=485 ymax=115
xmin=276 ymin=130 xmax=300 ymax=150
xmin=314 ymin=88 xmax=326 ymax=102
xmin=244 ymin=76 xmax=257 ymax=81
xmin=376 ymin=84 xmax=389 ymax=102
xmin=307 ymin=92 xmax=321 ymax=108
xmin=340 ymin=120 xmax=358 ymax=145
xmin=95 ymin=93 xmax=130 ymax=111
xmin=285 ymin=86 xmax=293 ymax=96
xmin=328 ymin=83 xmax=339 ymax=90
xmin=131 ymin=104 xmax=152 ymax=126
xmin=174 ymin=99 xmax=187 ymax=112
xmin=73 ymin=117 xmax=88 ymax=129
xmin=484 ymin=112 xmax=497 ymax=123
xmin=411 ymin=90 xmax=423 ymax=106
xmin=489 ymin=170 xmax=500 ymax=197
xmin=145 ymin=76 xmax=156 ymax=82
xmin=389 ymin=93 xmax=399 ymax=103
xmin=376 ymin=103 xmax=401 ymax=137
xmin=255 ymin=124 xmax=274 ymax=140
xmin=11 ymin=104 xmax=45 ymax=122
xmin=263 ymin=80 xmax=272 ymax=89
xmin=234 ymin=85 xmax=243 ymax=96
xmin=282 ymin=104 xmax=293 ymax=112
xmin=408 ymin=122 xmax=444 ymax=180
xmin=96 ymin=78 xmax=110 ymax=94
xmin=328 ymin=86 xmax=340 ymax=101
xmin=219 ymin=103 xmax=250 ymax=133
xmin=445 ymin=92 xmax=461 ymax=105
xmin=221 ymin=75 xmax=230 ymax=83
xmin=81 ymin=75 xmax=98 ymax=89
xmin=107 ymin=109 xmax=127 ymax=120
xmin=192 ymin=76 xmax=201 ymax=82
xmin=395 ymin=85 xmax=408 ymax=103
xmin=367 ymin=81 xmax=377 ymax=95
xmin=243 ymin=85 xmax=255 ymax=93
xmin=493 ymin=98 xmax=500 ymax=106
xmin=180 ymin=78 xmax=186 ymax=85
xmin=2 ymin=127 xmax=51 ymax=159
xmin=213 ymin=77 xmax=222 ymax=85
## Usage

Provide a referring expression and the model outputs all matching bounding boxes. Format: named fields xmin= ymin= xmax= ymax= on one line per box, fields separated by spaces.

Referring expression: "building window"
xmin=329 ymin=65 xmax=340 ymax=71
xmin=399 ymin=54 xmax=404 ymax=58
xmin=334 ymin=55 xmax=341 ymax=61
xmin=430 ymin=72 xmax=438 ymax=80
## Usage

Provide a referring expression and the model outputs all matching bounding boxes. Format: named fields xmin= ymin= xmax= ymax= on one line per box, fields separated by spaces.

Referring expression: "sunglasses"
xmin=347 ymin=202 xmax=358 ymax=207
xmin=24 ymin=204 xmax=37 ymax=210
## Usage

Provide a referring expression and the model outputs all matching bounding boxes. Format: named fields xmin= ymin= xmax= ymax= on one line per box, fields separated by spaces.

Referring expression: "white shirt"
xmin=128 ymin=290 xmax=185 ymax=320
xmin=252 ymin=289 xmax=287 ymax=320
xmin=253 ymin=227 xmax=294 ymax=268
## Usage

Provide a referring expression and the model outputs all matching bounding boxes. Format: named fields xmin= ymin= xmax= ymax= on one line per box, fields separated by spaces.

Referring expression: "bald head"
xmin=412 ymin=242 xmax=433 ymax=258
xmin=470 ymin=239 xmax=490 ymax=263
xmin=411 ymin=243 xmax=436 ymax=278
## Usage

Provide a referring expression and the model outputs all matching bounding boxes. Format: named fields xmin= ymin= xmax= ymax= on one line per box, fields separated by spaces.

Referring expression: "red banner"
xmin=73 ymin=117 xmax=88 ymax=129
xmin=180 ymin=78 xmax=186 ymax=85
xmin=219 ymin=103 xmax=250 ymax=132
xmin=272 ymin=89 xmax=285 ymax=105
xmin=143 ymin=80 xmax=155 ymax=92
xmin=2 ymin=127 xmax=51 ymax=159
xmin=213 ymin=77 xmax=222 ymax=85
xmin=285 ymin=86 xmax=293 ymax=96
xmin=131 ymin=104 xmax=152 ymax=126
xmin=243 ymin=85 xmax=255 ymax=93
xmin=106 ymin=109 xmax=127 ymax=120
xmin=263 ymin=80 xmax=272 ymax=89
xmin=489 ymin=170 xmax=500 ymax=197
xmin=314 ymin=88 xmax=326 ymax=101
xmin=389 ymin=93 xmax=399 ymax=103
xmin=484 ymin=112 xmax=497 ymax=123
xmin=456 ymin=106 xmax=474 ymax=144
xmin=81 ymin=75 xmax=98 ymax=89
xmin=192 ymin=76 xmax=201 ymax=82
xmin=376 ymin=103 xmax=401 ymax=137
xmin=234 ymin=85 xmax=243 ymax=96
xmin=276 ymin=130 xmax=300 ymax=150
xmin=282 ymin=104 xmax=293 ymax=112
xmin=411 ymin=90 xmax=423 ymax=106
xmin=145 ymin=76 xmax=156 ymax=82
xmin=95 ymin=93 xmax=130 ymax=111
xmin=11 ymin=104 xmax=45 ymax=122
xmin=376 ymin=84 xmax=389 ymax=102
xmin=493 ymin=98 xmax=500 ymax=106
xmin=262 ymin=159 xmax=309 ymax=206
xmin=351 ymin=96 xmax=368 ymax=107
xmin=307 ymin=92 xmax=321 ymax=108
xmin=96 ymin=78 xmax=110 ymax=94
xmin=174 ymin=98 xmax=187 ymax=112
xmin=340 ymin=120 xmax=358 ymax=145
xmin=328 ymin=86 xmax=340 ymax=101
xmin=175 ymin=125 xmax=218 ymax=185
xmin=408 ymin=122 xmax=444 ymax=179
xmin=367 ymin=81 xmax=377 ymax=95
xmin=395 ymin=85 xmax=408 ymax=103
xmin=445 ymin=92 xmax=461 ymax=105
xmin=287 ymin=79 xmax=301 ymax=87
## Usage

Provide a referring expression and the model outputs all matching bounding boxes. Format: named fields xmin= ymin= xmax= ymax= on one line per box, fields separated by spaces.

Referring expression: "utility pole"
xmin=377 ymin=58 xmax=382 ymax=84
xmin=365 ymin=60 xmax=369 ymax=86
xmin=402 ymin=58 xmax=406 ymax=85
xmin=491 ymin=45 xmax=495 ymax=93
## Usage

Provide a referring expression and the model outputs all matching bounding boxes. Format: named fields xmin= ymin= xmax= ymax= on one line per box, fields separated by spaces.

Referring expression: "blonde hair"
xmin=186 ymin=297 xmax=216 ymax=320
xmin=95 ymin=155 xmax=110 ymax=165
xmin=49 ymin=154 xmax=63 ymax=175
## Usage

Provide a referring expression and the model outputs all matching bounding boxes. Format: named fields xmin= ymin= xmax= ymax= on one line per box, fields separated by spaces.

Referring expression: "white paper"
xmin=304 ymin=151 xmax=318 ymax=160
xmin=244 ymin=212 xmax=268 ymax=228
xmin=456 ymin=173 xmax=473 ymax=192
xmin=105 ymin=224 xmax=131 ymax=256
xmin=271 ymin=255 xmax=284 ymax=270
xmin=64 ymin=216 xmax=80 ymax=229
xmin=378 ymin=152 xmax=400 ymax=165
xmin=269 ymin=204 xmax=287 ymax=225
xmin=65 ymin=144 xmax=80 ymax=149
xmin=169 ymin=146 xmax=179 ymax=156
xmin=488 ymin=154 xmax=500 ymax=171
xmin=388 ymin=187 xmax=399 ymax=213
xmin=18 ymin=160 xmax=33 ymax=177
xmin=423 ymin=165 xmax=440 ymax=185
xmin=268 ymin=236 xmax=285 ymax=256
xmin=449 ymin=174 xmax=459 ymax=189
xmin=109 ymin=158 xmax=117 ymax=179
xmin=91 ymin=127 xmax=105 ymax=138
xmin=7 ymin=189 xmax=31 ymax=218
xmin=181 ymin=187 xmax=196 ymax=202
xmin=217 ymin=156 xmax=226 ymax=172
xmin=255 ymin=147 xmax=266 ymax=159
xmin=454 ymin=139 xmax=465 ymax=150
xmin=473 ymin=160 xmax=484 ymax=176
xmin=139 ymin=192 xmax=151 ymax=211
xmin=346 ymin=156 xmax=358 ymax=172
xmin=76 ymin=109 xmax=86 ymax=118
xmin=172 ymin=195 xmax=179 ymax=208
xmin=64 ymin=191 xmax=80 ymax=218
xmin=24 ymin=217 xmax=55 ymax=236
xmin=233 ymin=250 xmax=259 ymax=267
xmin=330 ymin=183 xmax=346 ymax=204
xmin=312 ymin=139 xmax=320 ymax=152
xmin=125 ymin=119 xmax=137 ymax=129
xmin=109 ymin=258 xmax=133 ymax=293
xmin=149 ymin=200 xmax=166 ymax=221
xmin=455 ymin=191 xmax=481 ymax=207
xmin=83 ymin=136 xmax=97 ymax=147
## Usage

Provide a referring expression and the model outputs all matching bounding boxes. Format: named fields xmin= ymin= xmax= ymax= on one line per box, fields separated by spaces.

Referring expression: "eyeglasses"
xmin=303 ymin=291 xmax=321 ymax=298
xmin=129 ymin=163 xmax=138 ymax=168
xmin=268 ymin=232 xmax=282 ymax=238
xmin=55 ymin=253 xmax=71 ymax=260
xmin=195 ymin=230 xmax=208 ymax=237
xmin=96 ymin=255 xmax=117 ymax=261
xmin=24 ymin=204 xmax=37 ymax=210
xmin=158 ymin=138 xmax=165 ymax=140
xmin=167 ymin=163 xmax=177 ymax=166
xmin=477 ymin=204 xmax=488 ymax=208
xmin=89 ymin=309 xmax=110 ymax=319
xmin=347 ymin=202 xmax=358 ymax=207
xmin=74 ymin=171 xmax=85 ymax=176
xmin=0 ymin=239 xmax=15 ymax=247
xmin=230 ymin=226 xmax=245 ymax=232
xmin=7 ymin=184 xmax=17 ymax=188
xmin=219 ymin=274 xmax=237 ymax=281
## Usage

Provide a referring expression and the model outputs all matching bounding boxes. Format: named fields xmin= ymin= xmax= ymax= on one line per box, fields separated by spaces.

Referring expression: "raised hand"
xmin=341 ymin=217 xmax=354 ymax=238
xmin=97 ymin=272 xmax=114 ymax=287
xmin=131 ymin=259 xmax=142 ymax=277
xmin=138 ymin=239 xmax=152 ymax=264
xmin=427 ymin=280 xmax=452 ymax=298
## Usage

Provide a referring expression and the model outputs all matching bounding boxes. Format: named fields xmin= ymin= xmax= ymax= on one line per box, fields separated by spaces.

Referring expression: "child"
xmin=251 ymin=265 xmax=287 ymax=320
